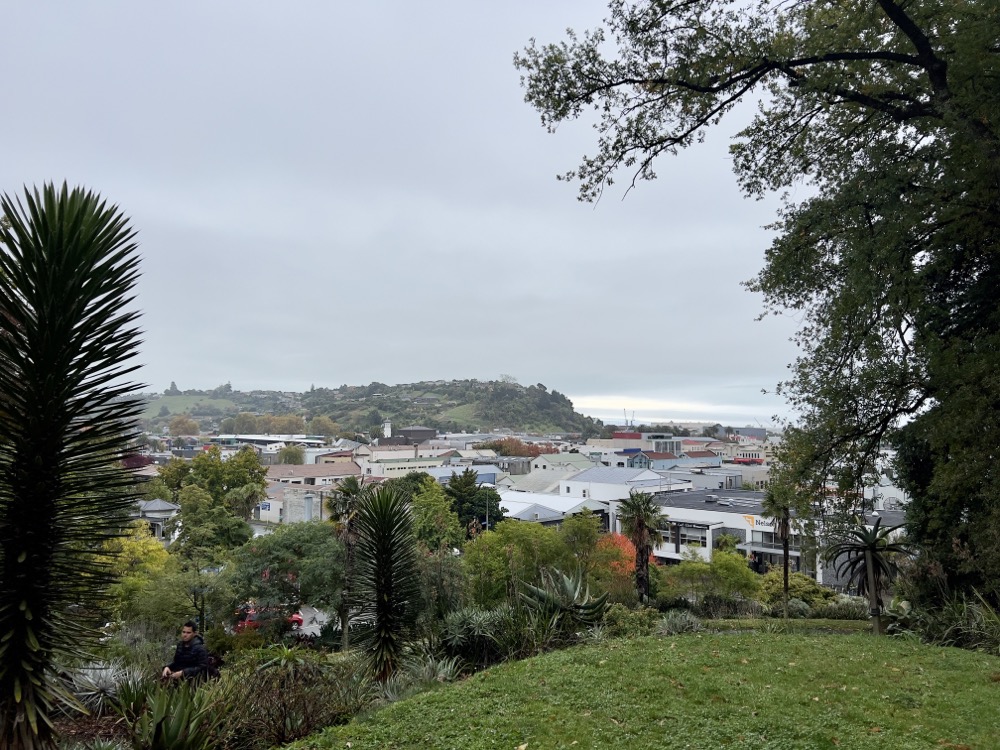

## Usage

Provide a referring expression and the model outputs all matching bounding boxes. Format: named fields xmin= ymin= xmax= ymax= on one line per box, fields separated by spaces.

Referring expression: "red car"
xmin=234 ymin=607 xmax=303 ymax=632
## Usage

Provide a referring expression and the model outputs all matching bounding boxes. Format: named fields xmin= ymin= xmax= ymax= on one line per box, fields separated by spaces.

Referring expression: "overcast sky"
xmin=4 ymin=1 xmax=804 ymax=426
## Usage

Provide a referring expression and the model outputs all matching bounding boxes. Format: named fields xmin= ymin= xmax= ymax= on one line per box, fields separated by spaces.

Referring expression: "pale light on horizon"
xmin=568 ymin=394 xmax=786 ymax=428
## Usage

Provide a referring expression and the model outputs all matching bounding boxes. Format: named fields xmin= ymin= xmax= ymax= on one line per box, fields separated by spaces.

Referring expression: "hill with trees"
xmin=141 ymin=378 xmax=603 ymax=437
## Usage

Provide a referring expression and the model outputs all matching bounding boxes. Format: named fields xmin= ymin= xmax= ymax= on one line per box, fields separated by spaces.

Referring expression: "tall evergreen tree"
xmin=516 ymin=0 xmax=1000 ymax=600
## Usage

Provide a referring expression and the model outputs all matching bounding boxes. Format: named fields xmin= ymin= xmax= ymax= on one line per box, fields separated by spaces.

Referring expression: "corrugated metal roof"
xmin=568 ymin=467 xmax=658 ymax=484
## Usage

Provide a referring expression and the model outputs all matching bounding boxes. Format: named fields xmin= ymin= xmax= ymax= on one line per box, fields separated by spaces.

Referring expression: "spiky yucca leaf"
xmin=0 ymin=184 xmax=144 ymax=749
xmin=354 ymin=485 xmax=419 ymax=682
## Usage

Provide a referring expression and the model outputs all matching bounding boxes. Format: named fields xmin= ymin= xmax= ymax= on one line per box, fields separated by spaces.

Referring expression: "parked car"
xmin=234 ymin=605 xmax=303 ymax=633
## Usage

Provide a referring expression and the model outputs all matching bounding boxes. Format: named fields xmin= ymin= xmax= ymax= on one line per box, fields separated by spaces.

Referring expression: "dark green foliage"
xmin=616 ymin=490 xmax=663 ymax=604
xmin=230 ymin=522 xmax=344 ymax=617
xmin=0 ymin=184 xmax=145 ymax=749
xmin=903 ymin=592 xmax=1000 ymax=654
xmin=600 ymin=604 xmax=661 ymax=639
xmin=520 ymin=568 xmax=608 ymax=647
xmin=299 ymin=379 xmax=602 ymax=435
xmin=810 ymin=596 xmax=869 ymax=621
xmin=206 ymin=647 xmax=371 ymax=749
xmin=758 ymin=571 xmax=834 ymax=609
xmin=441 ymin=604 xmax=521 ymax=671
xmin=124 ymin=681 xmax=219 ymax=750
xmin=380 ymin=471 xmax=431 ymax=501
xmin=444 ymin=468 xmax=502 ymax=531
xmin=825 ymin=519 xmax=914 ymax=633
xmin=354 ymin=485 xmax=420 ymax=681
xmin=326 ymin=475 xmax=371 ymax=651
xmin=515 ymin=0 xmax=1000 ymax=609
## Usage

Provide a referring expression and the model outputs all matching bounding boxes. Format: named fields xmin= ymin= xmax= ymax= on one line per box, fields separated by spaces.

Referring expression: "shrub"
xmin=909 ymin=592 xmax=1000 ymax=654
xmin=520 ymin=567 xmax=609 ymax=648
xmin=205 ymin=647 xmax=372 ymax=750
xmin=102 ymin=622 xmax=175 ymax=676
xmin=376 ymin=651 xmax=463 ymax=705
xmin=601 ymin=604 xmax=661 ymax=638
xmin=202 ymin=625 xmax=235 ymax=657
xmin=62 ymin=660 xmax=145 ymax=719
xmin=784 ymin=598 xmax=811 ymax=619
xmin=441 ymin=604 xmax=524 ymax=669
xmin=810 ymin=595 xmax=869 ymax=620
xmin=657 ymin=611 xmax=704 ymax=635
xmin=127 ymin=681 xmax=220 ymax=750
xmin=759 ymin=571 xmax=835 ymax=608
xmin=229 ymin=628 xmax=266 ymax=652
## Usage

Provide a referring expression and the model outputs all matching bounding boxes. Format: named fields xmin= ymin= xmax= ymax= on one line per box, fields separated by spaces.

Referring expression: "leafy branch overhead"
xmin=517 ymin=0 xmax=1000 ymax=599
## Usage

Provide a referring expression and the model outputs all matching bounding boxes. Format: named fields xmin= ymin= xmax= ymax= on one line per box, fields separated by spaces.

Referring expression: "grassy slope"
xmin=291 ymin=634 xmax=1000 ymax=750
xmin=140 ymin=394 xmax=237 ymax=420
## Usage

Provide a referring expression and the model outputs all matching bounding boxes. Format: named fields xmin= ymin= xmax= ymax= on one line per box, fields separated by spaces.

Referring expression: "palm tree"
xmin=824 ymin=517 xmax=913 ymax=635
xmin=326 ymin=475 xmax=370 ymax=650
xmin=354 ymin=484 xmax=420 ymax=681
xmin=0 ymin=184 xmax=144 ymax=749
xmin=761 ymin=484 xmax=795 ymax=620
xmin=616 ymin=490 xmax=665 ymax=605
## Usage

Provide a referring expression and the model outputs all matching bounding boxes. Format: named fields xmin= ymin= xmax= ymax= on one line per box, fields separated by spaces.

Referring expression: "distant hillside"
xmin=141 ymin=379 xmax=602 ymax=437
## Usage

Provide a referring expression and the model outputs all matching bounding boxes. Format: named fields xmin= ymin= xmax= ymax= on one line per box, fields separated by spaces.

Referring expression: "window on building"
xmin=582 ymin=490 xmax=587 ymax=498
xmin=679 ymin=527 xmax=707 ymax=547
xmin=565 ymin=486 xmax=570 ymax=493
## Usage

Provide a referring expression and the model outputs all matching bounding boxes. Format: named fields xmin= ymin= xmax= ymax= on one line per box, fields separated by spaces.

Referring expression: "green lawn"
xmin=290 ymin=634 xmax=1000 ymax=750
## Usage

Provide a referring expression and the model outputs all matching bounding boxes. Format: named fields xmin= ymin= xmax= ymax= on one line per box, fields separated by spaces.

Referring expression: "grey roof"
xmin=510 ymin=468 xmax=582 ymax=494
xmin=504 ymin=503 xmax=565 ymax=523
xmin=652 ymin=488 xmax=907 ymax=526
xmin=539 ymin=453 xmax=597 ymax=468
xmin=569 ymin=467 xmax=656 ymax=484
xmin=136 ymin=498 xmax=179 ymax=513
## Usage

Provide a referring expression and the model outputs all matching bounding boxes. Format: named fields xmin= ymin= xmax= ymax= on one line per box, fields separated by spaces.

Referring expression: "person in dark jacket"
xmin=162 ymin=620 xmax=210 ymax=681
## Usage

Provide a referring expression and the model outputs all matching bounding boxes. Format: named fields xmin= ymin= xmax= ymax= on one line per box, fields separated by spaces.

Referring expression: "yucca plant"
xmin=0 ymin=184 xmax=144 ymax=749
xmin=354 ymin=485 xmax=420 ymax=682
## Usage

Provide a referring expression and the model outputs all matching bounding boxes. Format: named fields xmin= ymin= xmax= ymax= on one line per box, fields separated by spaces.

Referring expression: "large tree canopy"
xmin=517 ymin=0 xmax=1000 ymax=599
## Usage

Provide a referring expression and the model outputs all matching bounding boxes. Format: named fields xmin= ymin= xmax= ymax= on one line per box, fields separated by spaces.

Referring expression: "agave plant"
xmin=354 ymin=485 xmax=420 ymax=682
xmin=0 ymin=185 xmax=144 ymax=749
xmin=127 ymin=683 xmax=219 ymax=750
xmin=824 ymin=517 xmax=914 ymax=635
xmin=521 ymin=567 xmax=609 ymax=645
xmin=63 ymin=661 xmax=145 ymax=719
